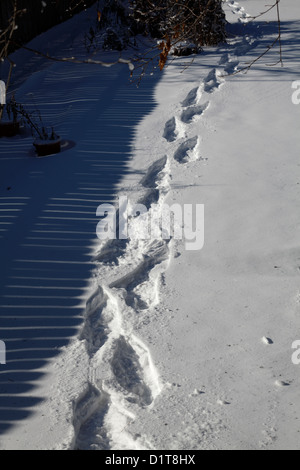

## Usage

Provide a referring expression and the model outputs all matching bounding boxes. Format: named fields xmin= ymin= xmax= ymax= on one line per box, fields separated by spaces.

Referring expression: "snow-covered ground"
xmin=1 ymin=0 xmax=300 ymax=450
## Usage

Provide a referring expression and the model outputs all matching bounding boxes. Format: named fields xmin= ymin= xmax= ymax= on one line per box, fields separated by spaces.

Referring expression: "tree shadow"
xmin=226 ymin=19 xmax=300 ymax=78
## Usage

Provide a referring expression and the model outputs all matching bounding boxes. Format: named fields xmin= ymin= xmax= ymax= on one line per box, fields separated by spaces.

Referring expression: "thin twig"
xmin=12 ymin=41 xmax=134 ymax=70
xmin=228 ymin=0 xmax=283 ymax=76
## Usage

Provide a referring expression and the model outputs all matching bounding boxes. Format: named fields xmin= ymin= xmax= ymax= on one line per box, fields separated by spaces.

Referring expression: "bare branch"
xmin=12 ymin=41 xmax=134 ymax=70
xmin=229 ymin=0 xmax=283 ymax=76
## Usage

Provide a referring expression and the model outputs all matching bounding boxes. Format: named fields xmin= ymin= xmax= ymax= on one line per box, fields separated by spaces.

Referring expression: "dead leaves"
xmin=158 ymin=36 xmax=171 ymax=71
xmin=158 ymin=24 xmax=186 ymax=71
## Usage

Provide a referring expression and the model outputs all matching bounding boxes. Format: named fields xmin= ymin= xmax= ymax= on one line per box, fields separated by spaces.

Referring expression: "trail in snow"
xmin=129 ymin=0 xmax=300 ymax=451
xmin=73 ymin=152 xmax=172 ymax=450
xmin=71 ymin=0 xmax=264 ymax=450
xmin=162 ymin=2 xmax=254 ymax=170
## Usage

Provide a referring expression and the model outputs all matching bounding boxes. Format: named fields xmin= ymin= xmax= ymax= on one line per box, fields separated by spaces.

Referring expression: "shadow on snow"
xmin=0 ymin=57 xmax=161 ymax=435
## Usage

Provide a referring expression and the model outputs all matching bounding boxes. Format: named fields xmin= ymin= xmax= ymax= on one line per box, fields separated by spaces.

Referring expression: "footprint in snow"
xmin=262 ymin=337 xmax=274 ymax=345
xmin=217 ymin=399 xmax=231 ymax=406
xmin=203 ymin=69 xmax=223 ymax=94
xmin=174 ymin=136 xmax=199 ymax=164
xmin=181 ymin=87 xmax=200 ymax=107
xmin=275 ymin=380 xmax=291 ymax=388
xmin=181 ymin=102 xmax=209 ymax=124
xmin=190 ymin=389 xmax=205 ymax=397
xmin=138 ymin=188 xmax=160 ymax=210
xmin=163 ymin=117 xmax=177 ymax=142
xmin=219 ymin=53 xmax=229 ymax=66
xmin=140 ymin=156 xmax=168 ymax=189
xmin=111 ymin=336 xmax=153 ymax=407
xmin=224 ymin=60 xmax=240 ymax=75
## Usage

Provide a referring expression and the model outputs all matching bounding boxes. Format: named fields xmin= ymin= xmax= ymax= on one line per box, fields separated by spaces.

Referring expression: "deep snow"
xmin=1 ymin=0 xmax=300 ymax=450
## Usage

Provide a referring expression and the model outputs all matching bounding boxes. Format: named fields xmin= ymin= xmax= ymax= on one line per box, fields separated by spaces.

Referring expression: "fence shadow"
xmin=0 ymin=55 xmax=161 ymax=437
